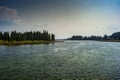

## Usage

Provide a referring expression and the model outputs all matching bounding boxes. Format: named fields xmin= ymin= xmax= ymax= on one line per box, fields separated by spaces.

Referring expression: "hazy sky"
xmin=0 ymin=0 xmax=120 ymax=39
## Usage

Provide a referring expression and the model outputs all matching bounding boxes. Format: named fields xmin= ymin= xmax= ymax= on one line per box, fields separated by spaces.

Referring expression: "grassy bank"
xmin=0 ymin=40 xmax=55 ymax=45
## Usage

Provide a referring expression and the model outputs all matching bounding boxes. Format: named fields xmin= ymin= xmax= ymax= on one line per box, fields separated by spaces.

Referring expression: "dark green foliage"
xmin=68 ymin=32 xmax=120 ymax=40
xmin=3 ymin=32 xmax=9 ymax=41
xmin=11 ymin=31 xmax=17 ymax=41
xmin=51 ymin=34 xmax=55 ymax=41
xmin=103 ymin=34 xmax=108 ymax=40
xmin=0 ymin=30 xmax=55 ymax=41
xmin=110 ymin=32 xmax=120 ymax=40
xmin=0 ymin=32 xmax=3 ymax=40
xmin=69 ymin=35 xmax=102 ymax=40
xmin=71 ymin=35 xmax=82 ymax=40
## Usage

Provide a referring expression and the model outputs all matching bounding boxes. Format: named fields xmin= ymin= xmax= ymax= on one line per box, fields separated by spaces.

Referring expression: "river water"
xmin=0 ymin=40 xmax=120 ymax=80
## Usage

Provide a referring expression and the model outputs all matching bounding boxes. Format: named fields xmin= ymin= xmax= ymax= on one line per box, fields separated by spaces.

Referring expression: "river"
xmin=0 ymin=40 xmax=120 ymax=80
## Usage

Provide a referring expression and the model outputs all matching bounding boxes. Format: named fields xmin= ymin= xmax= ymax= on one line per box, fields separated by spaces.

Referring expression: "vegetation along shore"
xmin=0 ymin=30 xmax=55 ymax=45
xmin=68 ymin=31 xmax=120 ymax=42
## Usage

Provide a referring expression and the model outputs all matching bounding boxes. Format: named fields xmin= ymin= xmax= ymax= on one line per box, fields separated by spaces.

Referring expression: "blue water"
xmin=0 ymin=41 xmax=120 ymax=80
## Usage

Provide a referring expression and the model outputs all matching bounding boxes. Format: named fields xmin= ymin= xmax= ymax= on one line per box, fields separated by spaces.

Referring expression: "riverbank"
xmin=97 ymin=40 xmax=120 ymax=42
xmin=0 ymin=40 xmax=55 ymax=45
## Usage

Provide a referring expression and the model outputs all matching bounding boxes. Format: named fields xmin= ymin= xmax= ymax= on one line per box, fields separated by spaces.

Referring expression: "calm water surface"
xmin=0 ymin=41 xmax=120 ymax=80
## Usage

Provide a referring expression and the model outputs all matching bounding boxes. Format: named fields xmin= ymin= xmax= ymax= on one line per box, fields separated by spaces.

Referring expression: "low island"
xmin=0 ymin=30 xmax=55 ymax=45
xmin=67 ymin=31 xmax=120 ymax=42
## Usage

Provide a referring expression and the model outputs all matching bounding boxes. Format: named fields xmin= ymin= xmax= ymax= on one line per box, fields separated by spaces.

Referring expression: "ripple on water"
xmin=0 ymin=41 xmax=120 ymax=79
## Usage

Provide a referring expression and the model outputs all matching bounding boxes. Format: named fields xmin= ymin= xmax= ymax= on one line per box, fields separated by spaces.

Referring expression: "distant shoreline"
xmin=97 ymin=40 xmax=120 ymax=42
xmin=68 ymin=40 xmax=120 ymax=42
xmin=66 ymin=40 xmax=120 ymax=42
xmin=0 ymin=40 xmax=56 ymax=45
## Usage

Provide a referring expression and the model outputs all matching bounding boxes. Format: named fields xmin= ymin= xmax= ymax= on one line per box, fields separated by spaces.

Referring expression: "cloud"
xmin=0 ymin=6 xmax=20 ymax=25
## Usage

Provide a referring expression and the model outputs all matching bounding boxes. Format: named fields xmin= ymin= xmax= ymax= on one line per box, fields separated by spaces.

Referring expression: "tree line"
xmin=68 ymin=32 xmax=120 ymax=40
xmin=0 ymin=30 xmax=55 ymax=41
xmin=68 ymin=35 xmax=107 ymax=40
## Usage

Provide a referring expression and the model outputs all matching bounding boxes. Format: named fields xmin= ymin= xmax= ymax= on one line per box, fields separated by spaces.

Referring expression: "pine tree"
xmin=3 ymin=32 xmax=9 ymax=41
xmin=0 ymin=32 xmax=3 ymax=40
xmin=51 ymin=34 xmax=55 ymax=41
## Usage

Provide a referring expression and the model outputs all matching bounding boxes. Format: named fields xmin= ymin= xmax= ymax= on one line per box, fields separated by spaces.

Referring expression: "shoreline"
xmin=96 ymin=40 xmax=120 ymax=42
xmin=0 ymin=40 xmax=56 ymax=45
xmin=66 ymin=40 xmax=120 ymax=42
xmin=2 ymin=39 xmax=120 ymax=45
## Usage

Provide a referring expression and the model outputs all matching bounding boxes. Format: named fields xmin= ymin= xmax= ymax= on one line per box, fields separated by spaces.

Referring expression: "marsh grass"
xmin=0 ymin=40 xmax=54 ymax=45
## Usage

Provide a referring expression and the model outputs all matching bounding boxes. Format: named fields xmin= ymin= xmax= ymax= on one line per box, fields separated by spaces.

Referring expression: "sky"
xmin=0 ymin=0 xmax=120 ymax=39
